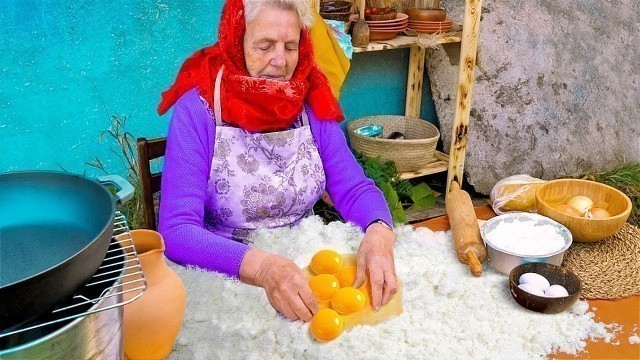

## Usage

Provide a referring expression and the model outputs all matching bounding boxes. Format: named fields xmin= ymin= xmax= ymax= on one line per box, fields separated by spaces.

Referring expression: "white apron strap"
xmin=214 ymin=65 xmax=225 ymax=126
xmin=301 ymin=106 xmax=309 ymax=127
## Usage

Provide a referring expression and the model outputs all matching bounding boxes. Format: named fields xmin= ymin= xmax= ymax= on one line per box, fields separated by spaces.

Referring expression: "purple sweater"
xmin=158 ymin=88 xmax=392 ymax=278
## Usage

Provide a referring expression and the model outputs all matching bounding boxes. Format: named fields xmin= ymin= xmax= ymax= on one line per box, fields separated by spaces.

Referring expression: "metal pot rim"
xmin=0 ymin=243 xmax=125 ymax=354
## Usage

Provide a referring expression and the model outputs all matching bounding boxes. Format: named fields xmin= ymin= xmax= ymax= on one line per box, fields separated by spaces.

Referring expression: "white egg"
xmin=518 ymin=283 xmax=546 ymax=297
xmin=518 ymin=272 xmax=551 ymax=291
xmin=545 ymin=284 xmax=569 ymax=298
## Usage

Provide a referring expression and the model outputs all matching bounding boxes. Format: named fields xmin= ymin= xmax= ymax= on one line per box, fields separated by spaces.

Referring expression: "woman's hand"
xmin=353 ymin=222 xmax=397 ymax=311
xmin=240 ymin=248 xmax=318 ymax=321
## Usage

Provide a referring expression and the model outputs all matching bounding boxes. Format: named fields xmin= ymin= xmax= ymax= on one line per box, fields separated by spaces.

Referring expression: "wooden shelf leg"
xmin=446 ymin=0 xmax=483 ymax=193
xmin=405 ymin=45 xmax=426 ymax=118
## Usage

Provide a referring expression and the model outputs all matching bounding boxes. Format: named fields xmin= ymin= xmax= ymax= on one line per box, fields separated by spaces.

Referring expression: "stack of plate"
xmin=407 ymin=19 xmax=452 ymax=34
xmin=365 ymin=13 xmax=409 ymax=41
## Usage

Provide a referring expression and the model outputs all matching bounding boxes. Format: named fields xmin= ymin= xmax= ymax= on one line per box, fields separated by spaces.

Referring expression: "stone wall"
xmin=428 ymin=0 xmax=640 ymax=193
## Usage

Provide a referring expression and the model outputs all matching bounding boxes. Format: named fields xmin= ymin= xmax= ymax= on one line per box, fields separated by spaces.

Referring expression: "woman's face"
xmin=243 ymin=7 xmax=300 ymax=81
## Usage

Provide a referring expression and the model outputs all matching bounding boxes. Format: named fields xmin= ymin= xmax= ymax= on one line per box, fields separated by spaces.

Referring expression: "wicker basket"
xmin=347 ymin=115 xmax=440 ymax=172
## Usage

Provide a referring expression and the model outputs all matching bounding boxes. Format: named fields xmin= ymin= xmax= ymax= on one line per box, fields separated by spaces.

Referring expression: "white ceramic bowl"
xmin=480 ymin=212 xmax=573 ymax=275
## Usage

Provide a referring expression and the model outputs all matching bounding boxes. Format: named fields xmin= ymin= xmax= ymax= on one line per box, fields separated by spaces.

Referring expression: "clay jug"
xmin=122 ymin=229 xmax=186 ymax=360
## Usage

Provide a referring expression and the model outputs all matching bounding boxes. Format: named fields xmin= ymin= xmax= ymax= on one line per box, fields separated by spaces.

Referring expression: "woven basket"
xmin=347 ymin=115 xmax=440 ymax=172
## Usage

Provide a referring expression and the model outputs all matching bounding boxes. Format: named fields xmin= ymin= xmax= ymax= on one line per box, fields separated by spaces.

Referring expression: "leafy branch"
xmin=355 ymin=154 xmax=436 ymax=224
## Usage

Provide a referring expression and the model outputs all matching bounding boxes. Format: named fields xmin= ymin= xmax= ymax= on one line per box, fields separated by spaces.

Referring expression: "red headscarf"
xmin=157 ymin=0 xmax=344 ymax=132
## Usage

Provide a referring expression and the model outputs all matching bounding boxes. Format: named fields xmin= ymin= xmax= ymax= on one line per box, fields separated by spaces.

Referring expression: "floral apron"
xmin=203 ymin=66 xmax=326 ymax=243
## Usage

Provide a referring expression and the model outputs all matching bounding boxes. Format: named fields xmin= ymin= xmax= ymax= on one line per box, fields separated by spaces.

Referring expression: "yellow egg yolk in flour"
xmin=331 ymin=287 xmax=366 ymax=314
xmin=310 ymin=250 xmax=343 ymax=274
xmin=309 ymin=274 xmax=340 ymax=301
xmin=336 ymin=265 xmax=357 ymax=287
xmin=311 ymin=308 xmax=344 ymax=342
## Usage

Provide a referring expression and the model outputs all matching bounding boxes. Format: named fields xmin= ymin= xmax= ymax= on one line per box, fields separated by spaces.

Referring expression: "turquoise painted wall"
xmin=0 ymin=0 xmax=438 ymax=178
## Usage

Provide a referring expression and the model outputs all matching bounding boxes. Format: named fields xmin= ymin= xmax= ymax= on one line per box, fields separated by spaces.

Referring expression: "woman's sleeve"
xmin=158 ymin=92 xmax=249 ymax=278
xmin=309 ymin=110 xmax=393 ymax=230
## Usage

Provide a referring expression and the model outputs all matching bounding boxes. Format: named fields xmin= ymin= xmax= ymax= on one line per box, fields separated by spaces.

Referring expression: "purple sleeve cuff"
xmin=158 ymin=89 xmax=248 ymax=278
xmin=308 ymin=108 xmax=393 ymax=231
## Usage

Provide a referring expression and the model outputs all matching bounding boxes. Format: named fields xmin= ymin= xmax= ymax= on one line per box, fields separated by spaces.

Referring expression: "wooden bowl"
xmin=320 ymin=1 xmax=352 ymax=13
xmin=536 ymin=179 xmax=632 ymax=242
xmin=320 ymin=11 xmax=352 ymax=22
xmin=406 ymin=7 xmax=446 ymax=21
xmin=365 ymin=11 xmax=397 ymax=21
xmin=509 ymin=262 xmax=581 ymax=314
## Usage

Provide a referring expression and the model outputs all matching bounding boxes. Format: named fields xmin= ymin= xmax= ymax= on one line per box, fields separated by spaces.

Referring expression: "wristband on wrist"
xmin=367 ymin=219 xmax=393 ymax=233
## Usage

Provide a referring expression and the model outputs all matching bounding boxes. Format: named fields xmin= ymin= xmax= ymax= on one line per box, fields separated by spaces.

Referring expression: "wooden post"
xmin=405 ymin=45 xmax=426 ymax=118
xmin=446 ymin=0 xmax=483 ymax=194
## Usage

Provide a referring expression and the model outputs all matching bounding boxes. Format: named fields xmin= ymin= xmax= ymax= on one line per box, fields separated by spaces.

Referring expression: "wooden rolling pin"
xmin=445 ymin=181 xmax=487 ymax=277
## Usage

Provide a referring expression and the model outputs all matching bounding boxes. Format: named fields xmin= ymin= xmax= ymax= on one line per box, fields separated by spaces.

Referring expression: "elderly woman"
xmin=157 ymin=0 xmax=396 ymax=322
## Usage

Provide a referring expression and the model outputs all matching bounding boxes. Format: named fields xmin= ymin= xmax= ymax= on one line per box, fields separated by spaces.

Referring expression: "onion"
xmin=586 ymin=207 xmax=611 ymax=219
xmin=554 ymin=204 xmax=583 ymax=217
xmin=567 ymin=196 xmax=594 ymax=216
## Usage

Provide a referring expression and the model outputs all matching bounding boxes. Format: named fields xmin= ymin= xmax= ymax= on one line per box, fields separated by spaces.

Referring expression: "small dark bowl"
xmin=320 ymin=11 xmax=351 ymax=22
xmin=320 ymin=1 xmax=352 ymax=13
xmin=509 ymin=262 xmax=582 ymax=314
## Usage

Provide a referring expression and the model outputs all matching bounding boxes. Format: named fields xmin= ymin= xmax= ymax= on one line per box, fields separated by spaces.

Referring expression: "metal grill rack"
xmin=0 ymin=212 xmax=147 ymax=339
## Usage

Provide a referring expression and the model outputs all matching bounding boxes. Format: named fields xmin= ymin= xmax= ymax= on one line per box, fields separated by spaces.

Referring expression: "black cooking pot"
xmin=0 ymin=171 xmax=134 ymax=330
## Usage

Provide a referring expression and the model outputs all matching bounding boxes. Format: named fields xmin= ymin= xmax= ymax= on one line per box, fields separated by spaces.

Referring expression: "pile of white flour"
xmin=168 ymin=217 xmax=616 ymax=359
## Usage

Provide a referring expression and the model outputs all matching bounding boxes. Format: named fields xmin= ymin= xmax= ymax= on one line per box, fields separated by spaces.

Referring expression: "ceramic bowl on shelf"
xmin=407 ymin=26 xmax=453 ymax=34
xmin=535 ymin=179 xmax=632 ymax=242
xmin=368 ymin=24 xmax=407 ymax=31
xmin=367 ymin=17 xmax=408 ymax=31
xmin=406 ymin=7 xmax=446 ymax=21
xmin=407 ymin=19 xmax=452 ymax=26
xmin=368 ymin=22 xmax=408 ymax=30
xmin=369 ymin=29 xmax=403 ymax=41
xmin=407 ymin=19 xmax=452 ymax=34
xmin=509 ymin=262 xmax=582 ymax=314
xmin=364 ymin=13 xmax=408 ymax=25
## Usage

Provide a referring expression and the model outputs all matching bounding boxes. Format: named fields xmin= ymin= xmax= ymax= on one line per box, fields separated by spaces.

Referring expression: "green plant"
xmin=87 ymin=114 xmax=145 ymax=229
xmin=356 ymin=154 xmax=436 ymax=224
xmin=578 ymin=163 xmax=640 ymax=227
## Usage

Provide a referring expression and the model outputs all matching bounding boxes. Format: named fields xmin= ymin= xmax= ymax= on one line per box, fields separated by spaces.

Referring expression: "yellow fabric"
xmin=309 ymin=11 xmax=351 ymax=99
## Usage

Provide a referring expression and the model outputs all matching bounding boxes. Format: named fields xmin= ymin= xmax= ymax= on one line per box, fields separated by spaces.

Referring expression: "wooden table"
xmin=413 ymin=206 xmax=640 ymax=360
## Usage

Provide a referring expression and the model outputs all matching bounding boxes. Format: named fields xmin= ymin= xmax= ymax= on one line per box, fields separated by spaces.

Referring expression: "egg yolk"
xmin=309 ymin=274 xmax=340 ymax=301
xmin=336 ymin=265 xmax=357 ymax=287
xmin=331 ymin=287 xmax=366 ymax=314
xmin=310 ymin=308 xmax=344 ymax=342
xmin=310 ymin=250 xmax=343 ymax=274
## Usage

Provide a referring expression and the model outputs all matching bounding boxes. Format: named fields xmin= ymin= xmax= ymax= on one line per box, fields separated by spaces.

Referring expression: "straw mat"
xmin=562 ymin=223 xmax=640 ymax=299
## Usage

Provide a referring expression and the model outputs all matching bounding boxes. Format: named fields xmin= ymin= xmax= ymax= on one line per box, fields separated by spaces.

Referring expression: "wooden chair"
xmin=136 ymin=137 xmax=167 ymax=230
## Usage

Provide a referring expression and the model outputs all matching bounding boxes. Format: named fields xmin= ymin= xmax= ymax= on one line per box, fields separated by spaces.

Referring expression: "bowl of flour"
xmin=480 ymin=212 xmax=573 ymax=275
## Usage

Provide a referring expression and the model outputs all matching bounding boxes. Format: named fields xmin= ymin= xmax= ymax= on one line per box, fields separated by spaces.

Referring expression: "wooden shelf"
xmin=310 ymin=0 xmax=483 ymax=189
xmin=353 ymin=33 xmax=462 ymax=53
xmin=399 ymin=151 xmax=449 ymax=180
